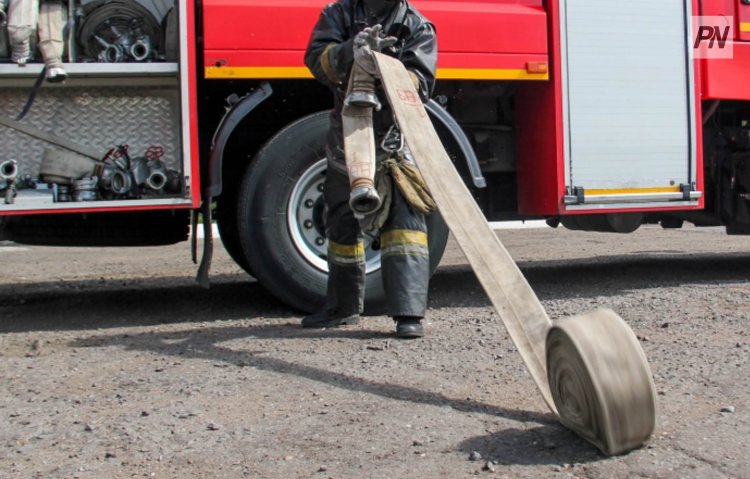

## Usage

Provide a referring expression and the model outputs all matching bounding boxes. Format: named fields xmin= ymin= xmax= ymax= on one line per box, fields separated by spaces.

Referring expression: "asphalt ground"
xmin=0 ymin=224 xmax=748 ymax=478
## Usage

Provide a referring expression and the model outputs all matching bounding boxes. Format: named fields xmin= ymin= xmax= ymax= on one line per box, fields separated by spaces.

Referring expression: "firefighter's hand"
xmin=362 ymin=25 xmax=398 ymax=52
xmin=353 ymin=25 xmax=397 ymax=76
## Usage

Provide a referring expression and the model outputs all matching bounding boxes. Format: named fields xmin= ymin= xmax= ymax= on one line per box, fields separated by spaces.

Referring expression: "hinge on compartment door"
xmin=564 ymin=186 xmax=584 ymax=205
xmin=680 ymin=183 xmax=691 ymax=200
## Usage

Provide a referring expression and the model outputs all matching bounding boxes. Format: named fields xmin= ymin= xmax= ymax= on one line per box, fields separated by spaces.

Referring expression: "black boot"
xmin=302 ymin=310 xmax=360 ymax=328
xmin=394 ymin=316 xmax=424 ymax=339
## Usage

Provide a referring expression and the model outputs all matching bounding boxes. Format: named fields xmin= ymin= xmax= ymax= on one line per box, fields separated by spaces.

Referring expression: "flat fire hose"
xmin=372 ymin=52 xmax=657 ymax=456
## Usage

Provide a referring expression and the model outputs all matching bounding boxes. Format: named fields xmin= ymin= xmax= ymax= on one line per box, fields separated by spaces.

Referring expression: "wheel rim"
xmin=287 ymin=158 xmax=382 ymax=274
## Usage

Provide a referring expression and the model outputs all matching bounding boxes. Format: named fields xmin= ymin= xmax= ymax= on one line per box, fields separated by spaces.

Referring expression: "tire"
xmin=236 ymin=111 xmax=449 ymax=314
xmin=216 ymin=190 xmax=252 ymax=274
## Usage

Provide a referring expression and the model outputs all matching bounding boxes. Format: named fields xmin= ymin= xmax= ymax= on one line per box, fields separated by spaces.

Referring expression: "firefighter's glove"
xmin=353 ymin=24 xmax=397 ymax=76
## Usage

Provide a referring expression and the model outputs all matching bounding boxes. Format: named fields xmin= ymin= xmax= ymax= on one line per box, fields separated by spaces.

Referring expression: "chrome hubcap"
xmin=287 ymin=158 xmax=382 ymax=274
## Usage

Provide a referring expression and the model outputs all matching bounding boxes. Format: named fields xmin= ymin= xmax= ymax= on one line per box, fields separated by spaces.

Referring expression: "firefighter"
xmin=303 ymin=0 xmax=437 ymax=338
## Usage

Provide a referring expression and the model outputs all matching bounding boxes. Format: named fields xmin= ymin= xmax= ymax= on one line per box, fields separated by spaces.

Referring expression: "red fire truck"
xmin=0 ymin=0 xmax=748 ymax=313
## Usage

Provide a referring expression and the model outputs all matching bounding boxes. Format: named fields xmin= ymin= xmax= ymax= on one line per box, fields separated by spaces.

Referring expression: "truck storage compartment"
xmin=0 ymin=0 xmax=191 ymax=213
xmin=516 ymin=0 xmax=704 ymax=216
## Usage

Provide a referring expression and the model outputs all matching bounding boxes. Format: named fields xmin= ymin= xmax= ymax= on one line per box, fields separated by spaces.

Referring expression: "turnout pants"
xmin=323 ymin=164 xmax=429 ymax=318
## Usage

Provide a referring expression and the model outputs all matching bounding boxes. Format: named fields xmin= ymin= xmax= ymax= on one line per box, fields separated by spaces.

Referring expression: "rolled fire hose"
xmin=7 ymin=0 xmax=38 ymax=64
xmin=372 ymin=51 xmax=657 ymax=455
xmin=0 ymin=1 xmax=8 ymax=59
xmin=39 ymin=148 xmax=104 ymax=185
xmin=37 ymin=1 xmax=66 ymax=74
xmin=77 ymin=0 xmax=160 ymax=62
xmin=342 ymin=63 xmax=382 ymax=218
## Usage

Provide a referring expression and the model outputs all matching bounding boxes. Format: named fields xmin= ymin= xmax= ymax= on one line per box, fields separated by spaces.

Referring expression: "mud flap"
xmin=193 ymin=198 xmax=213 ymax=289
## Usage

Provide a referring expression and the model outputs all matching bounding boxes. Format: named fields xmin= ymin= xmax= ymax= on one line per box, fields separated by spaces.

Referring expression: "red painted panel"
xmin=701 ymin=0 xmax=750 ymax=41
xmin=186 ymin=0 xmax=202 ymax=207
xmin=703 ymin=42 xmax=750 ymax=100
xmin=699 ymin=0 xmax=735 ymax=16
xmin=696 ymin=0 xmax=750 ymax=100
xmin=515 ymin=0 xmax=564 ymax=216
xmin=201 ymin=0 xmax=547 ymax=70
xmin=737 ymin=0 xmax=750 ymax=41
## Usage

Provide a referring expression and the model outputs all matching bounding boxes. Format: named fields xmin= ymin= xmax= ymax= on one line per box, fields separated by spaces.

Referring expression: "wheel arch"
xmin=425 ymin=99 xmax=486 ymax=189
xmin=206 ymin=82 xmax=274 ymax=198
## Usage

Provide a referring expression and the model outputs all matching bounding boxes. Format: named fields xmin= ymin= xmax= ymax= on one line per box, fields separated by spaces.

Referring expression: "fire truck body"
xmin=0 ymin=0 xmax=748 ymax=311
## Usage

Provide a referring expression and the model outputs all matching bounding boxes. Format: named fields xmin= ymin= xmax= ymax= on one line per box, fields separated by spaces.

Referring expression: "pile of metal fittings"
xmin=39 ymin=145 xmax=181 ymax=202
xmin=96 ymin=145 xmax=181 ymax=199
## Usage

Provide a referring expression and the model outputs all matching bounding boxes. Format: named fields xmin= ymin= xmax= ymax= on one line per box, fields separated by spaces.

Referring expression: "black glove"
xmin=353 ymin=24 xmax=397 ymax=76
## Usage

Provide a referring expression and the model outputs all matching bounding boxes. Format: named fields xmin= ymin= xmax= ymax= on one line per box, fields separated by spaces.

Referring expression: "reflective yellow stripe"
xmin=585 ymin=187 xmax=682 ymax=196
xmin=381 ymin=229 xmax=428 ymax=247
xmin=741 ymin=22 xmax=750 ymax=33
xmin=205 ymin=66 xmax=313 ymax=79
xmin=328 ymin=241 xmax=365 ymax=258
xmin=320 ymin=43 xmax=340 ymax=85
xmin=436 ymin=68 xmax=548 ymax=81
xmin=381 ymin=243 xmax=429 ymax=258
xmin=204 ymin=66 xmax=549 ymax=81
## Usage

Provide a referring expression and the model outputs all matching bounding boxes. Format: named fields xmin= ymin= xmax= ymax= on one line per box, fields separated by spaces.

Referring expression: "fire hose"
xmin=367 ymin=51 xmax=657 ymax=455
xmin=343 ymin=63 xmax=382 ymax=218
xmin=77 ymin=0 xmax=160 ymax=63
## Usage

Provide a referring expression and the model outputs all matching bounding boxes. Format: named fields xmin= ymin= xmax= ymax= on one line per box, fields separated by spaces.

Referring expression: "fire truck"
xmin=0 ymin=0 xmax=748 ymax=313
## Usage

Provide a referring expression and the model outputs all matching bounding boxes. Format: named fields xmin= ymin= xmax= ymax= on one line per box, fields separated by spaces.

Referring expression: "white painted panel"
xmin=562 ymin=0 xmax=696 ymax=192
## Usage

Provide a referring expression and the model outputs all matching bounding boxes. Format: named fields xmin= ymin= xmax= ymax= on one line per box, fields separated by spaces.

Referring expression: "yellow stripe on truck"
xmin=204 ymin=66 xmax=549 ymax=81
xmin=205 ymin=66 xmax=314 ymax=79
xmin=436 ymin=68 xmax=548 ymax=80
xmin=741 ymin=22 xmax=750 ymax=33
xmin=585 ymin=187 xmax=682 ymax=196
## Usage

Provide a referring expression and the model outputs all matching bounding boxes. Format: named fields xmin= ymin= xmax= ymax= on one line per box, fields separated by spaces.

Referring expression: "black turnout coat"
xmin=304 ymin=0 xmax=437 ymax=171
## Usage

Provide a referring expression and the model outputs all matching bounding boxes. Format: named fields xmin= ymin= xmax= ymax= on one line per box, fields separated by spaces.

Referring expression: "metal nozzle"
xmin=110 ymin=169 xmax=132 ymax=195
xmin=146 ymin=170 xmax=167 ymax=191
xmin=45 ymin=66 xmax=68 ymax=83
xmin=130 ymin=39 xmax=152 ymax=62
xmin=346 ymin=62 xmax=382 ymax=110
xmin=349 ymin=185 xmax=382 ymax=218
xmin=345 ymin=90 xmax=381 ymax=109
xmin=0 ymin=160 xmax=18 ymax=181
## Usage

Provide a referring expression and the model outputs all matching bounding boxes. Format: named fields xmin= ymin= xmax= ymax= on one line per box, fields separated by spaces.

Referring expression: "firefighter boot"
xmin=302 ymin=310 xmax=360 ymax=329
xmin=394 ymin=316 xmax=424 ymax=339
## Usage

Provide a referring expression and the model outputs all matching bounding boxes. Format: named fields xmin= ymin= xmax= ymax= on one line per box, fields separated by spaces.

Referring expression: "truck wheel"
xmin=236 ymin=111 xmax=449 ymax=314
xmin=216 ymin=192 xmax=252 ymax=274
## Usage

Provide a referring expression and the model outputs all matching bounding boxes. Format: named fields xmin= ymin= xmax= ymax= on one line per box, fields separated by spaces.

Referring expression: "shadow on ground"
xmin=3 ymin=252 xmax=749 ymax=333
xmin=67 ymin=321 xmax=608 ymax=465
xmin=429 ymin=252 xmax=750 ymax=308
xmin=458 ymin=426 xmax=604 ymax=466
xmin=0 ymin=274 xmax=289 ymax=333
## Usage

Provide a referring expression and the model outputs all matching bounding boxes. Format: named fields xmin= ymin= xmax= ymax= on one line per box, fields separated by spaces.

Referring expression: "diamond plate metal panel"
xmin=0 ymin=86 xmax=181 ymax=180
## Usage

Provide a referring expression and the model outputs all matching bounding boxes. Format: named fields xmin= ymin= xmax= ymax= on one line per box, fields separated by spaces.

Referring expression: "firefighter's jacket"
xmin=304 ymin=0 xmax=437 ymax=171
